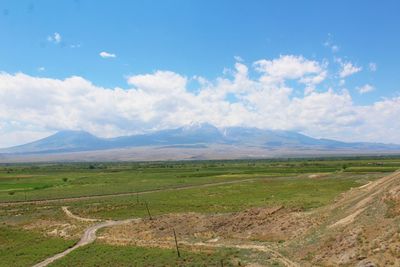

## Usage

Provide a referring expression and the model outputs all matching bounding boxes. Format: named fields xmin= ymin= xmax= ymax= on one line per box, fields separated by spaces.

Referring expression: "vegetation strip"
xmin=0 ymin=178 xmax=258 ymax=206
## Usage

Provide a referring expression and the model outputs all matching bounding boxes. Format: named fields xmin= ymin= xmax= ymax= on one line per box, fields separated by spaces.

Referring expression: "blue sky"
xmin=0 ymin=0 xmax=400 ymax=147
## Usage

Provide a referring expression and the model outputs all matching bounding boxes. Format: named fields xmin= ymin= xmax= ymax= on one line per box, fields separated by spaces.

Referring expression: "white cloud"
xmin=99 ymin=51 xmax=116 ymax=58
xmin=234 ymin=56 xmax=244 ymax=62
xmin=357 ymin=84 xmax=374 ymax=94
xmin=337 ymin=58 xmax=362 ymax=78
xmin=47 ymin=32 xmax=61 ymax=44
xmin=127 ymin=71 xmax=187 ymax=94
xmin=0 ymin=55 xmax=399 ymax=147
xmin=369 ymin=62 xmax=377 ymax=72
xmin=253 ymin=55 xmax=326 ymax=88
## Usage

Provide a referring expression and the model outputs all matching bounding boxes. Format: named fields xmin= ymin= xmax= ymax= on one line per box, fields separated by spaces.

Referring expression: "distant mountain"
xmin=1 ymin=124 xmax=400 ymax=155
xmin=111 ymin=123 xmax=224 ymax=147
xmin=0 ymin=130 xmax=111 ymax=154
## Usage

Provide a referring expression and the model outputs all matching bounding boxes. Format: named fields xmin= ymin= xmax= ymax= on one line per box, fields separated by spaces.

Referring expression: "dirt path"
xmin=328 ymin=171 xmax=400 ymax=228
xmin=2 ymin=178 xmax=260 ymax=206
xmin=62 ymin=206 xmax=101 ymax=222
xmin=32 ymin=220 xmax=138 ymax=267
xmin=32 ymin=208 xmax=140 ymax=267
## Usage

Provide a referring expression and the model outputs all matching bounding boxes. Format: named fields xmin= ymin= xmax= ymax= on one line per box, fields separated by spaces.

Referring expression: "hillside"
xmin=286 ymin=170 xmax=400 ymax=266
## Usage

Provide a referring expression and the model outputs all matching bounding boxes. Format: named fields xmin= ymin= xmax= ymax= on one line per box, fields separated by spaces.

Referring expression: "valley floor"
xmin=1 ymin=158 xmax=399 ymax=266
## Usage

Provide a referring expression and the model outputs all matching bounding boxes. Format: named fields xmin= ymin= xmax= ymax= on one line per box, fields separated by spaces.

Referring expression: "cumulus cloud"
xmin=0 ymin=55 xmax=399 ymax=147
xmin=337 ymin=58 xmax=362 ymax=78
xmin=253 ymin=55 xmax=326 ymax=87
xmin=47 ymin=32 xmax=61 ymax=44
xmin=99 ymin=51 xmax=116 ymax=58
xmin=357 ymin=84 xmax=374 ymax=94
xmin=127 ymin=71 xmax=186 ymax=94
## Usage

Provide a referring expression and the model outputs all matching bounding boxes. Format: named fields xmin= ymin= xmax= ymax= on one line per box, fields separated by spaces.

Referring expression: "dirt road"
xmin=328 ymin=170 xmax=400 ymax=228
xmin=32 ymin=207 xmax=140 ymax=267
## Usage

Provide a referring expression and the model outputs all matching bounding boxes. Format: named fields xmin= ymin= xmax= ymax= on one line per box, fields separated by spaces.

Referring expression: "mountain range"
xmin=1 ymin=123 xmax=400 ymax=156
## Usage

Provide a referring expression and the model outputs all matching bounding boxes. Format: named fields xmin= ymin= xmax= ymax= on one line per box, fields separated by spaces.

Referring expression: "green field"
xmin=48 ymin=243 xmax=242 ymax=267
xmin=1 ymin=157 xmax=399 ymax=203
xmin=67 ymin=172 xmax=380 ymax=220
xmin=0 ymin=227 xmax=75 ymax=267
xmin=1 ymin=157 xmax=400 ymax=266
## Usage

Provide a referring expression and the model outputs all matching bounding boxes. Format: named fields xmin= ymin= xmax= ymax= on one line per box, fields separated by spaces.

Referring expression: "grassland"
xmin=1 ymin=157 xmax=399 ymax=203
xmin=1 ymin=156 xmax=400 ymax=266
xmin=48 ymin=242 xmax=242 ymax=267
xmin=67 ymin=172 xmax=381 ymax=220
xmin=0 ymin=227 xmax=75 ymax=267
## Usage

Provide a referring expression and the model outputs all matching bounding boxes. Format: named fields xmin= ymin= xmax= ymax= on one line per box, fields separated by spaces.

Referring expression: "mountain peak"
xmin=1 ymin=125 xmax=399 ymax=156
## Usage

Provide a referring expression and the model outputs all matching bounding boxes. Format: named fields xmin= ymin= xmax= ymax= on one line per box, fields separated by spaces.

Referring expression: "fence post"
xmin=173 ymin=228 xmax=180 ymax=258
xmin=145 ymin=201 xmax=152 ymax=220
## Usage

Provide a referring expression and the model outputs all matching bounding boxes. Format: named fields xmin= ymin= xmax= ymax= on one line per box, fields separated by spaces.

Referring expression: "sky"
xmin=0 ymin=0 xmax=400 ymax=148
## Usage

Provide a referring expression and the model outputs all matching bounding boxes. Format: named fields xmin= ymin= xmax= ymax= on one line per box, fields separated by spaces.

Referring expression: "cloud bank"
xmin=0 ymin=55 xmax=399 ymax=147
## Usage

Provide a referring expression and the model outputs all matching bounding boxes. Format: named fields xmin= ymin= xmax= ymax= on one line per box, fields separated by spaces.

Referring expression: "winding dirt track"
xmin=2 ymin=178 xmax=260 ymax=206
xmin=32 ymin=207 xmax=140 ymax=267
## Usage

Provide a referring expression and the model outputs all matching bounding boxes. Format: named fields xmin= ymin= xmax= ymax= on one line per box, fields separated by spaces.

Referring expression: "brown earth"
xmin=100 ymin=206 xmax=318 ymax=247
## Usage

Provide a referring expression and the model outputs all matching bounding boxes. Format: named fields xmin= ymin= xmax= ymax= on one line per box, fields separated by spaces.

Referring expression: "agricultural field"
xmin=1 ymin=157 xmax=400 ymax=266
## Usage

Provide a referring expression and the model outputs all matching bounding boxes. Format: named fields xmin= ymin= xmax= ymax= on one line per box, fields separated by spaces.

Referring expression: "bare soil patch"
xmin=100 ymin=206 xmax=318 ymax=250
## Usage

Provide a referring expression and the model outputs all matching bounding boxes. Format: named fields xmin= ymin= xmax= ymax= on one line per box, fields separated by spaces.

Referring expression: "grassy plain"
xmin=68 ymin=172 xmax=381 ymax=219
xmin=1 ymin=157 xmax=399 ymax=202
xmin=0 ymin=227 xmax=75 ymax=267
xmin=1 ymin=156 xmax=399 ymax=266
